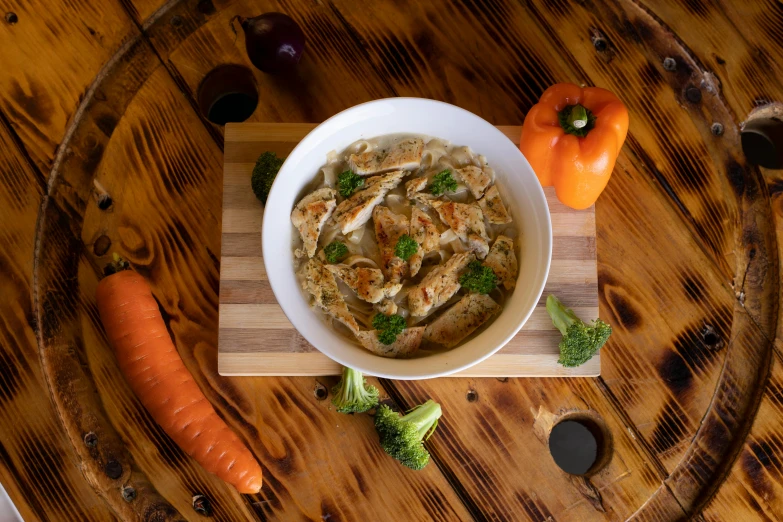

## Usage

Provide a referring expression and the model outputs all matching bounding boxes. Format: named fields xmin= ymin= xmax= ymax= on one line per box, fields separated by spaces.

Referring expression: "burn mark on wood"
xmin=651 ymin=400 xmax=689 ymax=453
xmin=81 ymin=141 xmax=104 ymax=174
xmin=658 ymin=349 xmax=693 ymax=397
xmin=683 ymin=0 xmax=711 ymax=17
xmin=9 ymin=79 xmax=52 ymax=126
xmin=349 ymin=464 xmax=369 ymax=496
xmin=726 ymin=162 xmax=746 ymax=198
xmin=670 ymin=142 xmax=708 ymax=192
xmin=604 ymin=287 xmax=642 ymax=331
xmin=0 ymin=344 xmax=22 ymax=401
xmin=95 ymin=113 xmax=118 ymax=138
xmin=515 ymin=490 xmax=554 ymax=521
xmin=640 ymin=60 xmax=664 ymax=89
xmin=681 ymin=271 xmax=705 ymax=302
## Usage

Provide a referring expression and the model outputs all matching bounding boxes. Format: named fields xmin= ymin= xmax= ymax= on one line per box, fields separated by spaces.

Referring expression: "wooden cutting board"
xmin=218 ymin=123 xmax=599 ymax=377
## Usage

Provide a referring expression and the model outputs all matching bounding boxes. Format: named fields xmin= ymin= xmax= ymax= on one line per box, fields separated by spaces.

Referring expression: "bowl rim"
xmin=262 ymin=97 xmax=552 ymax=379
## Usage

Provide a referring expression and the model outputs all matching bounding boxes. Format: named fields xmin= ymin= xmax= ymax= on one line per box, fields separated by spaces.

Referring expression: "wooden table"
xmin=2 ymin=0 xmax=783 ymax=520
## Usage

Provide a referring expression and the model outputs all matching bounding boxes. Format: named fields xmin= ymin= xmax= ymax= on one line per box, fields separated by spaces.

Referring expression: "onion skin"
xmin=238 ymin=12 xmax=306 ymax=74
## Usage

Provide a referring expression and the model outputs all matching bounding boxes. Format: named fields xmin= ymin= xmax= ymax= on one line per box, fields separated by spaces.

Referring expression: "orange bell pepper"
xmin=519 ymin=83 xmax=629 ymax=210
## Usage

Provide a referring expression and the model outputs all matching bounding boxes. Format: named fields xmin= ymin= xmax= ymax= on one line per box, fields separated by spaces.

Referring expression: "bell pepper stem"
xmin=568 ymin=105 xmax=589 ymax=129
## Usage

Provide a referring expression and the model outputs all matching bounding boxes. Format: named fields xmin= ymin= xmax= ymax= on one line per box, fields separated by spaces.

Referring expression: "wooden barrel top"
xmin=1 ymin=0 xmax=783 ymax=520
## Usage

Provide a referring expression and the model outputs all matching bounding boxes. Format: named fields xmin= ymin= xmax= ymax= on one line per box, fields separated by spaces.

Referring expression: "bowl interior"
xmin=262 ymin=98 xmax=551 ymax=379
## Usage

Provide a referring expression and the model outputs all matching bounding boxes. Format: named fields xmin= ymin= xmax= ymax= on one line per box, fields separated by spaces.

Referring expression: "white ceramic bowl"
xmin=263 ymin=98 xmax=551 ymax=379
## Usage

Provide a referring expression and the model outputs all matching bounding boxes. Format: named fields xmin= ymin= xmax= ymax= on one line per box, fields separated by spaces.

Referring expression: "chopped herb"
xmin=429 ymin=169 xmax=458 ymax=196
xmin=459 ymin=261 xmax=498 ymax=294
xmin=338 ymin=170 xmax=364 ymax=197
xmin=394 ymin=234 xmax=418 ymax=261
xmin=372 ymin=313 xmax=407 ymax=345
xmin=324 ymin=241 xmax=349 ymax=263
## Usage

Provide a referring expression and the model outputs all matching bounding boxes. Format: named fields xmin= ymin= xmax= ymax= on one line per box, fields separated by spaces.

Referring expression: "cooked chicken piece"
xmin=407 ymin=252 xmax=475 ymax=317
xmin=483 ymin=235 xmax=518 ymax=290
xmin=373 ymin=206 xmax=410 ymax=283
xmin=290 ymin=188 xmax=337 ymax=258
xmin=333 ymin=170 xmax=406 ymax=234
xmin=325 ymin=264 xmax=402 ymax=303
xmin=410 ymin=192 xmax=438 ymax=209
xmin=406 ymin=177 xmax=428 ymax=198
xmin=478 ymin=185 xmax=512 ymax=224
xmin=455 ymin=166 xmax=491 ymax=199
xmin=375 ymin=299 xmax=398 ymax=316
xmin=300 ymin=259 xmax=359 ymax=333
xmin=409 ymin=207 xmax=440 ymax=276
xmin=423 ymin=294 xmax=500 ymax=348
xmin=433 ymin=201 xmax=490 ymax=259
xmin=350 ymin=138 xmax=424 ymax=175
xmin=355 ymin=327 xmax=425 ymax=358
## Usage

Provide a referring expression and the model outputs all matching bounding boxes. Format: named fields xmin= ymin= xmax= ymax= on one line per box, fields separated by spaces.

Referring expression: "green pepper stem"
xmin=568 ymin=105 xmax=589 ymax=129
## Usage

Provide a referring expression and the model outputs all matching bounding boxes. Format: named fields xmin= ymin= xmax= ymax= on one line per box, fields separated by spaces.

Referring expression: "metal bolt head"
xmin=104 ymin=460 xmax=123 ymax=480
xmin=685 ymin=86 xmax=702 ymax=103
xmin=662 ymin=57 xmax=677 ymax=71
xmin=711 ymin=123 xmax=724 ymax=136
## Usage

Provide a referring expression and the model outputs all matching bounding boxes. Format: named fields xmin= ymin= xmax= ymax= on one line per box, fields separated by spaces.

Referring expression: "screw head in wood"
xmin=466 ymin=390 xmax=478 ymax=402
xmin=711 ymin=122 xmax=724 ymax=136
xmin=193 ymin=494 xmax=213 ymax=516
xmin=84 ymin=432 xmax=98 ymax=448
xmin=122 ymin=487 xmax=136 ymax=502
xmin=662 ymin=57 xmax=676 ymax=71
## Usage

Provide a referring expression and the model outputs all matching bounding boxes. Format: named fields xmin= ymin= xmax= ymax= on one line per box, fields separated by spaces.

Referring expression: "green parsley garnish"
xmin=394 ymin=234 xmax=418 ymax=261
xmin=338 ymin=170 xmax=364 ymax=198
xmin=372 ymin=314 xmax=407 ymax=345
xmin=459 ymin=261 xmax=498 ymax=294
xmin=324 ymin=241 xmax=349 ymax=263
xmin=429 ymin=169 xmax=458 ymax=196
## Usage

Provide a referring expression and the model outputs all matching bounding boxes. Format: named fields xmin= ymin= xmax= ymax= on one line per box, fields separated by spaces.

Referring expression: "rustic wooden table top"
xmin=2 ymin=0 xmax=783 ymax=520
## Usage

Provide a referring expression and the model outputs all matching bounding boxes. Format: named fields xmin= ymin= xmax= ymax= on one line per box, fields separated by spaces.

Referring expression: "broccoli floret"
xmin=251 ymin=151 xmax=285 ymax=204
xmin=394 ymin=234 xmax=418 ymax=261
xmin=546 ymin=295 xmax=612 ymax=367
xmin=324 ymin=241 xmax=349 ymax=263
xmin=338 ymin=170 xmax=364 ymax=197
xmin=459 ymin=261 xmax=497 ymax=294
xmin=331 ymin=367 xmax=380 ymax=414
xmin=375 ymin=400 xmax=442 ymax=470
xmin=372 ymin=313 xmax=406 ymax=345
xmin=429 ymin=169 xmax=458 ymax=196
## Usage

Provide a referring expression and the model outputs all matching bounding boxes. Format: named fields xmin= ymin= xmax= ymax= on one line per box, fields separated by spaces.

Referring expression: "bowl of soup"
xmin=262 ymin=98 xmax=551 ymax=379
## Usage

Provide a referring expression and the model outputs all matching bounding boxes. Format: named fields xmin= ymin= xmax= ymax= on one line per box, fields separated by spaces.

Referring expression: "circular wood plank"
xmin=0 ymin=0 xmax=779 ymax=520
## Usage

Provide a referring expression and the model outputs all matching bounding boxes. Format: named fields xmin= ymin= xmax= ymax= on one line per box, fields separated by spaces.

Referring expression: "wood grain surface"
xmin=1 ymin=0 xmax=782 ymax=520
xmin=219 ymin=123 xmax=600 ymax=377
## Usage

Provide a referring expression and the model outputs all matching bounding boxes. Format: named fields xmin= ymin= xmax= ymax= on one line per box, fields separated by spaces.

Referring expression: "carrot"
xmin=96 ymin=261 xmax=263 ymax=494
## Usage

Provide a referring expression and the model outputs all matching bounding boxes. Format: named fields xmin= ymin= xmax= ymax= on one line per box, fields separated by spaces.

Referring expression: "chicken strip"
xmin=455 ymin=166 xmax=491 ymax=199
xmin=433 ymin=201 xmax=490 ymax=259
xmin=373 ymin=206 xmax=410 ymax=283
xmin=355 ymin=327 xmax=425 ymax=358
xmin=300 ymin=259 xmax=359 ymax=333
xmin=325 ymin=264 xmax=402 ymax=303
xmin=375 ymin=299 xmax=398 ymax=316
xmin=483 ymin=235 xmax=518 ymax=290
xmin=290 ymin=188 xmax=337 ymax=258
xmin=406 ymin=177 xmax=428 ymax=198
xmin=478 ymin=185 xmax=512 ymax=224
xmin=333 ymin=170 xmax=406 ymax=234
xmin=409 ymin=207 xmax=439 ymax=276
xmin=423 ymin=294 xmax=500 ymax=348
xmin=350 ymin=138 xmax=424 ymax=175
xmin=407 ymin=252 xmax=475 ymax=317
